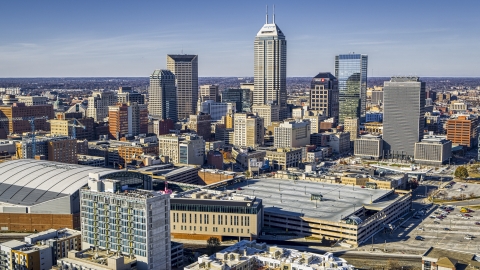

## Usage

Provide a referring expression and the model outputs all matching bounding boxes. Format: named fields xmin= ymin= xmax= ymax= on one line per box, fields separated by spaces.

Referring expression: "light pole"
xmin=338 ymin=191 xmax=341 ymax=199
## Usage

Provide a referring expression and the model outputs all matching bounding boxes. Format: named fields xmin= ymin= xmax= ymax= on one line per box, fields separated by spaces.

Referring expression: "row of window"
xmin=175 ymin=225 xmax=250 ymax=234
xmin=173 ymin=213 xmax=251 ymax=226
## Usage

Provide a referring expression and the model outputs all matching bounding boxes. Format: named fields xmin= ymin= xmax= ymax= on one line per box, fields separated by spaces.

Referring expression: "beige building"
xmin=17 ymin=96 xmax=48 ymax=106
xmin=266 ymin=148 xmax=302 ymax=170
xmin=87 ymin=91 xmax=117 ymax=122
xmin=252 ymin=104 xmax=279 ymax=128
xmin=303 ymin=111 xmax=327 ymax=134
xmin=344 ymin=117 xmax=359 ymax=142
xmin=158 ymin=133 xmax=205 ymax=165
xmin=199 ymin=84 xmax=219 ymax=102
xmin=170 ymin=189 xmax=263 ymax=241
xmin=354 ymin=134 xmax=383 ymax=159
xmin=273 ymin=119 xmax=310 ymax=148
xmin=233 ymin=113 xmax=264 ymax=148
xmin=414 ymin=134 xmax=452 ymax=166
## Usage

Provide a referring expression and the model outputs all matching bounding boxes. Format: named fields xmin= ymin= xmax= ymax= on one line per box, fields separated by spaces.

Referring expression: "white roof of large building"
xmin=0 ymin=159 xmax=116 ymax=206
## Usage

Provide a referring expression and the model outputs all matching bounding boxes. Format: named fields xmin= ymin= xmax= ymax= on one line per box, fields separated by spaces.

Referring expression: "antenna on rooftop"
xmin=273 ymin=5 xmax=275 ymax=24
xmin=266 ymin=5 xmax=268 ymax=24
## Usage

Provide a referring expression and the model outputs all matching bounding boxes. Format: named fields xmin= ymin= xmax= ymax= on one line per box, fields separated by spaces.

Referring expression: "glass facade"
xmin=335 ymin=54 xmax=368 ymax=124
xmin=221 ymin=88 xmax=251 ymax=112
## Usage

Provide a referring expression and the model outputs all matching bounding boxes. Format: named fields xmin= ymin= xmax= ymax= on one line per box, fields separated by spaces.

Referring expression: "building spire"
xmin=266 ymin=5 xmax=268 ymax=24
xmin=273 ymin=5 xmax=275 ymax=24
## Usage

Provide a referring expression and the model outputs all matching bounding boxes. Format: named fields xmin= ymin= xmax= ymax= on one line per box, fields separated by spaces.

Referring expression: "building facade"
xmin=198 ymin=100 xmax=236 ymax=121
xmin=273 ymin=119 xmax=311 ymax=148
xmin=108 ymin=102 xmax=148 ymax=139
xmin=117 ymin=86 xmax=145 ymax=105
xmin=149 ymin=69 xmax=177 ymax=122
xmin=335 ymin=54 xmax=368 ymax=124
xmin=188 ymin=114 xmax=212 ymax=141
xmin=252 ymin=104 xmax=279 ymax=128
xmin=167 ymin=54 xmax=198 ymax=120
xmin=354 ymin=134 xmax=383 ymax=159
xmin=266 ymin=148 xmax=302 ymax=170
xmin=446 ymin=115 xmax=478 ymax=148
xmin=383 ymin=77 xmax=426 ymax=158
xmin=310 ymin=72 xmax=339 ymax=121
xmin=221 ymin=88 xmax=251 ymax=112
xmin=233 ymin=113 xmax=264 ymax=148
xmin=87 ymin=91 xmax=117 ymax=122
xmin=170 ymin=189 xmax=262 ymax=241
xmin=199 ymin=85 xmax=219 ymax=102
xmin=414 ymin=135 xmax=452 ymax=165
xmin=80 ymin=179 xmax=171 ymax=270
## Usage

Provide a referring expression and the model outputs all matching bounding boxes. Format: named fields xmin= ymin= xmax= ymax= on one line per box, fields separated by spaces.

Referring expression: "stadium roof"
xmin=0 ymin=159 xmax=116 ymax=206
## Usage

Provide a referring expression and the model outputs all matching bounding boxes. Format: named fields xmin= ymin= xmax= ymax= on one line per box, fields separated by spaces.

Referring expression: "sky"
xmin=1 ymin=0 xmax=479 ymax=77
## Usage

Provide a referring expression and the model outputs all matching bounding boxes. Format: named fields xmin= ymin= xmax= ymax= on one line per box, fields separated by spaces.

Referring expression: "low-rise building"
xmin=414 ymin=134 xmax=452 ymax=166
xmin=266 ymin=148 xmax=303 ymax=170
xmin=354 ymin=134 xmax=383 ymax=160
xmin=184 ymin=240 xmax=354 ymax=270
xmin=422 ymin=247 xmax=480 ymax=270
xmin=159 ymin=133 xmax=205 ymax=166
xmin=324 ymin=131 xmax=350 ymax=155
xmin=77 ymin=154 xmax=106 ymax=167
xmin=54 ymin=249 xmax=136 ymax=270
xmin=170 ymin=189 xmax=262 ymax=241
xmin=231 ymin=148 xmax=266 ymax=169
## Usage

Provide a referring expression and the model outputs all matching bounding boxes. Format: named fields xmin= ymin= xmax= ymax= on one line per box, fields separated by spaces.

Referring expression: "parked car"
xmin=475 ymin=222 xmax=480 ymax=225
xmin=464 ymin=214 xmax=473 ymax=217
xmin=415 ymin=236 xmax=424 ymax=241
xmin=444 ymin=228 xmax=450 ymax=231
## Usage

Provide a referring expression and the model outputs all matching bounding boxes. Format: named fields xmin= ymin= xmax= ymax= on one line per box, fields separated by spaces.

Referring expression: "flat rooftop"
xmin=228 ymin=178 xmax=395 ymax=222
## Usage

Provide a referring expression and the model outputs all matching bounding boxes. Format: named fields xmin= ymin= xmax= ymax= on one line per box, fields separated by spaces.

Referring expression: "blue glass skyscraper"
xmin=335 ymin=54 xmax=368 ymax=124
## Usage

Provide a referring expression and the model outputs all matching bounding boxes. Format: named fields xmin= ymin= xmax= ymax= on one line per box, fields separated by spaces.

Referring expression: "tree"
xmin=454 ymin=166 xmax=469 ymax=179
xmin=206 ymin=237 xmax=220 ymax=254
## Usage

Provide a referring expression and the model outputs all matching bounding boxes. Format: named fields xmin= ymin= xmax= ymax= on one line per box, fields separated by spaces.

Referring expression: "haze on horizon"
xmin=1 ymin=0 xmax=479 ymax=78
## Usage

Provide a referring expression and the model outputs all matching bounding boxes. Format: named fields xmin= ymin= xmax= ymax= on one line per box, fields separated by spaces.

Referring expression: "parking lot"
xmin=374 ymin=204 xmax=480 ymax=253
xmin=440 ymin=182 xmax=480 ymax=200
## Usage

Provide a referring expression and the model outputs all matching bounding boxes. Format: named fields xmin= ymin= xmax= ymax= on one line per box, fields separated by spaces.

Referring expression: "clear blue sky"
xmin=1 ymin=0 xmax=479 ymax=77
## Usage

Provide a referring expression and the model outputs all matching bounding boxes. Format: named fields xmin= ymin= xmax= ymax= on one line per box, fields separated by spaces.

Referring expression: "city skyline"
xmin=1 ymin=1 xmax=479 ymax=77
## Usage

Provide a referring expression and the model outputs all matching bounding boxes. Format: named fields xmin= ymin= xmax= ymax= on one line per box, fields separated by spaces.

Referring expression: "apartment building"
xmin=0 ymin=103 xmax=54 ymax=135
xmin=158 ymin=134 xmax=205 ymax=165
xmin=80 ymin=178 xmax=171 ymax=270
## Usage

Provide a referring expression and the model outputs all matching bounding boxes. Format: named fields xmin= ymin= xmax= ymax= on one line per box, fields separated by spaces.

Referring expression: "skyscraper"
xmin=167 ymin=54 xmax=198 ymax=120
xmin=310 ymin=72 xmax=339 ymax=121
xmin=383 ymin=77 xmax=426 ymax=158
xmin=149 ymin=69 xmax=177 ymax=122
xmin=335 ymin=54 xmax=368 ymax=124
xmin=199 ymin=84 xmax=219 ymax=102
xmin=253 ymin=9 xmax=287 ymax=119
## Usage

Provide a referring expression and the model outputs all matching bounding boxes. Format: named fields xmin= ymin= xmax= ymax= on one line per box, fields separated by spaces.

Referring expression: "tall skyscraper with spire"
xmin=253 ymin=7 xmax=287 ymax=120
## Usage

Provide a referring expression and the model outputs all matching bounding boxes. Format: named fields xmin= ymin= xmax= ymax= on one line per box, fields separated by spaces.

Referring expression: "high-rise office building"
xmin=253 ymin=11 xmax=287 ymax=119
xmin=149 ymin=69 xmax=177 ymax=122
xmin=87 ymin=91 xmax=117 ymax=122
xmin=221 ymin=88 xmax=251 ymax=112
xmin=383 ymin=77 xmax=426 ymax=157
xmin=199 ymin=85 xmax=219 ymax=102
xmin=167 ymin=55 xmax=198 ymax=120
xmin=335 ymin=54 xmax=368 ymax=124
xmin=310 ymin=72 xmax=339 ymax=121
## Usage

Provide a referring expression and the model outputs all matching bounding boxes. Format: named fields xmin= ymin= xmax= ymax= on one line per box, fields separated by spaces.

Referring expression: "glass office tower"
xmin=335 ymin=54 xmax=368 ymax=124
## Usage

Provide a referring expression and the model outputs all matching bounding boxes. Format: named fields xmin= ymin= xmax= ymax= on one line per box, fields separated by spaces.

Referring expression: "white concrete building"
xmin=198 ymin=100 xmax=236 ymax=121
xmin=233 ymin=113 xmax=264 ymax=148
xmin=273 ymin=119 xmax=311 ymax=148
xmin=414 ymin=134 xmax=452 ymax=165
xmin=87 ymin=91 xmax=117 ymax=122
xmin=354 ymin=134 xmax=383 ymax=159
xmin=158 ymin=133 xmax=205 ymax=165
